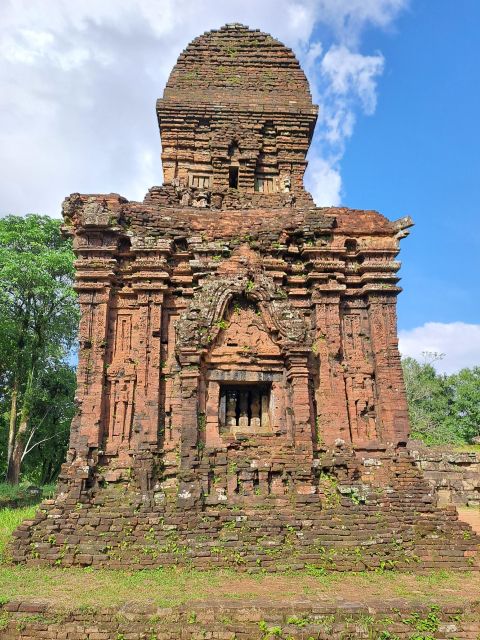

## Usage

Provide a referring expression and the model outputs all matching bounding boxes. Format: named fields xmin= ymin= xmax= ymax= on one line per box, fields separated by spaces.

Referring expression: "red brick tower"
xmin=13 ymin=25 xmax=477 ymax=571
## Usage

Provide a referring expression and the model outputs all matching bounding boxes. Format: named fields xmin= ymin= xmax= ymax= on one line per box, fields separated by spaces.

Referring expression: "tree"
xmin=19 ymin=362 xmax=77 ymax=484
xmin=447 ymin=367 xmax=480 ymax=443
xmin=0 ymin=215 xmax=78 ymax=484
xmin=402 ymin=354 xmax=480 ymax=445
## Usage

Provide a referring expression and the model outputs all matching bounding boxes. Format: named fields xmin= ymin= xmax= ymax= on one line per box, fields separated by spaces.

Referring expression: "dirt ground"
xmin=458 ymin=507 xmax=480 ymax=533
xmin=0 ymin=565 xmax=478 ymax=611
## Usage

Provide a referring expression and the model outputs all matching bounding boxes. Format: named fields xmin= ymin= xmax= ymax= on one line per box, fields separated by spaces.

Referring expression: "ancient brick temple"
xmin=14 ymin=24 xmax=478 ymax=570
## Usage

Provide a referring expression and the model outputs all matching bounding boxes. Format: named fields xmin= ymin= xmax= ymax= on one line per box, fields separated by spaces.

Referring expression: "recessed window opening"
xmin=229 ymin=166 xmax=239 ymax=189
xmin=345 ymin=239 xmax=357 ymax=254
xmin=219 ymin=383 xmax=271 ymax=430
xmin=173 ymin=237 xmax=188 ymax=253
xmin=228 ymin=141 xmax=240 ymax=159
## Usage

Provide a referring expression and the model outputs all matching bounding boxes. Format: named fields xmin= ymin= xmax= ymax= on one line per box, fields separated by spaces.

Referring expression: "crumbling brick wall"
xmin=409 ymin=441 xmax=480 ymax=506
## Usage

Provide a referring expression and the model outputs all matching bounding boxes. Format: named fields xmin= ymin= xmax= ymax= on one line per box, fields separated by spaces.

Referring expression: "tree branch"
xmin=22 ymin=434 xmax=56 ymax=461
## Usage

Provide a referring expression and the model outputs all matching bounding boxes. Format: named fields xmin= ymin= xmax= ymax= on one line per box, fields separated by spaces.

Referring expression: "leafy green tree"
xmin=402 ymin=355 xmax=455 ymax=444
xmin=18 ymin=362 xmax=77 ymax=484
xmin=446 ymin=367 xmax=480 ymax=443
xmin=0 ymin=215 xmax=78 ymax=484
xmin=402 ymin=354 xmax=480 ymax=445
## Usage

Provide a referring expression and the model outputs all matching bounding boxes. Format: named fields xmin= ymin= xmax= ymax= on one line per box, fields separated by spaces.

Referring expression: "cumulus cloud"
xmin=399 ymin=322 xmax=480 ymax=375
xmin=0 ymin=0 xmax=408 ymax=216
xmin=311 ymin=0 xmax=408 ymax=46
xmin=320 ymin=46 xmax=385 ymax=115
xmin=304 ymin=44 xmax=385 ymax=205
xmin=304 ymin=155 xmax=342 ymax=207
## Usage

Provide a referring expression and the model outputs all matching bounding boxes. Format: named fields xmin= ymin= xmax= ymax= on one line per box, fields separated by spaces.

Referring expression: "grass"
xmin=0 ymin=505 xmax=37 ymax=562
xmin=0 ymin=564 xmax=479 ymax=610
xmin=0 ymin=508 xmax=479 ymax=610
xmin=0 ymin=483 xmax=55 ymax=562
xmin=0 ymin=483 xmax=56 ymax=508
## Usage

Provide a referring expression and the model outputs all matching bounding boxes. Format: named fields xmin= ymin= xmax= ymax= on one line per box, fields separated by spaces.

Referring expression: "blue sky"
xmin=339 ymin=0 xmax=480 ymax=332
xmin=0 ymin=0 xmax=478 ymax=371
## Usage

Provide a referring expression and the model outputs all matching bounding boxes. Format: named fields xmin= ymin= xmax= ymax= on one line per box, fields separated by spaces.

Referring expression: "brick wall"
xmin=11 ymin=446 xmax=479 ymax=572
xmin=409 ymin=442 xmax=480 ymax=507
xmin=1 ymin=600 xmax=479 ymax=639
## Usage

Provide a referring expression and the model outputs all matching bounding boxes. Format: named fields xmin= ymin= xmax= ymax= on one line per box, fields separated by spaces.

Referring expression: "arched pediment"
xmin=175 ymin=272 xmax=308 ymax=354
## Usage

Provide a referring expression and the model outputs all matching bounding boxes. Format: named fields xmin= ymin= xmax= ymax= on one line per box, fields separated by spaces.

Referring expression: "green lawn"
xmin=0 ymin=563 xmax=479 ymax=610
xmin=0 ymin=505 xmax=36 ymax=562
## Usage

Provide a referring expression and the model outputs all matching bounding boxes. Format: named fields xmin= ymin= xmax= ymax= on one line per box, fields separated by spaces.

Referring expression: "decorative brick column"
xmin=129 ymin=237 xmax=170 ymax=456
xmin=204 ymin=380 xmax=222 ymax=447
xmin=58 ymin=226 xmax=119 ymax=498
xmin=177 ymin=349 xmax=202 ymax=507
xmin=74 ymin=284 xmax=112 ymax=453
xmin=313 ymin=288 xmax=350 ymax=446
xmin=285 ymin=348 xmax=313 ymax=455
xmin=367 ymin=292 xmax=409 ymax=444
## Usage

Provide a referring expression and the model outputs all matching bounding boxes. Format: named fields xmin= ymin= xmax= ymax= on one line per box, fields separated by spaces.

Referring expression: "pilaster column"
xmin=286 ymin=348 xmax=313 ymax=455
xmin=205 ymin=380 xmax=222 ymax=445
xmin=130 ymin=292 xmax=163 ymax=447
xmin=72 ymin=251 xmax=116 ymax=456
xmin=366 ymin=292 xmax=409 ymax=443
xmin=313 ymin=288 xmax=350 ymax=445
xmin=129 ymin=239 xmax=170 ymax=451
xmin=177 ymin=349 xmax=202 ymax=507
xmin=60 ymin=197 xmax=128 ymax=494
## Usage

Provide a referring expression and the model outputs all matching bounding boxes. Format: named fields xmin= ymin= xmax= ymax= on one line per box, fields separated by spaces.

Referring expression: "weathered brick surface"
xmin=11 ymin=24 xmax=479 ymax=570
xmin=1 ymin=600 xmax=479 ymax=639
xmin=11 ymin=445 xmax=479 ymax=570
xmin=409 ymin=441 xmax=480 ymax=507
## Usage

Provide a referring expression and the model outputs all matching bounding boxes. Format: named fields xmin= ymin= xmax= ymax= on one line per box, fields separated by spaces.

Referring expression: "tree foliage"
xmin=0 ymin=215 xmax=78 ymax=483
xmin=402 ymin=354 xmax=480 ymax=445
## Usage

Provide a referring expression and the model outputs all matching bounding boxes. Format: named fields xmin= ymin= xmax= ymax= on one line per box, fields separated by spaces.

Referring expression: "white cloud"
xmin=311 ymin=0 xmax=407 ymax=46
xmin=320 ymin=45 xmax=385 ymax=115
xmin=399 ymin=322 xmax=480 ymax=374
xmin=304 ymin=155 xmax=342 ymax=206
xmin=303 ymin=44 xmax=384 ymax=204
xmin=0 ymin=0 xmax=408 ymax=216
